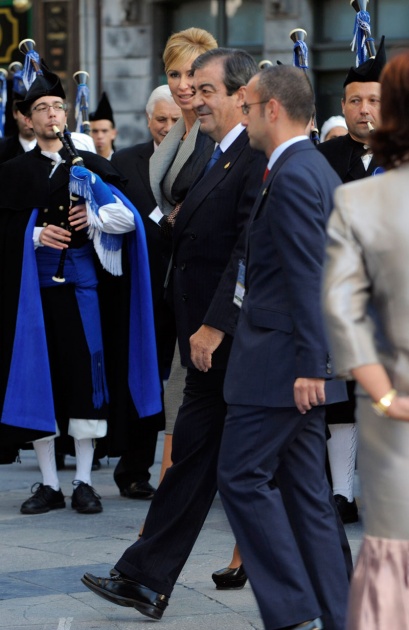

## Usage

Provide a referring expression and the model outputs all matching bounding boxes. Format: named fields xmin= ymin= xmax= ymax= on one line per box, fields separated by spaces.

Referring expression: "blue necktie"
xmin=204 ymin=145 xmax=223 ymax=174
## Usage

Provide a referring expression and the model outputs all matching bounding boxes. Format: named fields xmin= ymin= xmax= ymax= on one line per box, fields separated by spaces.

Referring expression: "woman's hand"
xmin=387 ymin=396 xmax=409 ymax=422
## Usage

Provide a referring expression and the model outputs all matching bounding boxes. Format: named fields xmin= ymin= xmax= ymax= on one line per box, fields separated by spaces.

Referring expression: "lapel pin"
xmin=224 ymin=162 xmax=230 ymax=169
xmin=262 ymin=188 xmax=268 ymax=195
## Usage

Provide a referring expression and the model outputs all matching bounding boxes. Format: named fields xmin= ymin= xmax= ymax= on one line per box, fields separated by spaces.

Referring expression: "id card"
xmin=233 ymin=259 xmax=246 ymax=308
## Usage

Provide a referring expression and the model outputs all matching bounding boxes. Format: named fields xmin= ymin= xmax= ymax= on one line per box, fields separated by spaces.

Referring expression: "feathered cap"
xmin=16 ymin=66 xmax=65 ymax=114
xmin=343 ymin=36 xmax=386 ymax=87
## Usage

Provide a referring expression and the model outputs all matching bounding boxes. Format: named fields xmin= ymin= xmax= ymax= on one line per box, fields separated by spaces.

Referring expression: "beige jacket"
xmin=323 ymin=163 xmax=409 ymax=393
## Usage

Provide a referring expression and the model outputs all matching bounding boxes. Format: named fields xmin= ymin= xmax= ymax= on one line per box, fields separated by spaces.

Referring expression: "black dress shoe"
xmin=20 ymin=483 xmax=66 ymax=514
xmin=334 ymin=494 xmax=358 ymax=524
xmin=283 ymin=619 xmax=323 ymax=630
xmin=81 ymin=572 xmax=169 ymax=620
xmin=211 ymin=564 xmax=247 ymax=589
xmin=71 ymin=481 xmax=102 ymax=514
xmin=120 ymin=480 xmax=156 ymax=500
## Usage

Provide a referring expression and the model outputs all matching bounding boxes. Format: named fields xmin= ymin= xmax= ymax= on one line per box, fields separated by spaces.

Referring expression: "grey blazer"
xmin=323 ymin=163 xmax=409 ymax=393
xmin=149 ymin=117 xmax=202 ymax=215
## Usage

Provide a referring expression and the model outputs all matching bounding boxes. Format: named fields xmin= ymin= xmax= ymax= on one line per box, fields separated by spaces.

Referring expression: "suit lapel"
xmin=149 ymin=118 xmax=186 ymax=208
xmin=173 ymin=130 xmax=248 ymax=243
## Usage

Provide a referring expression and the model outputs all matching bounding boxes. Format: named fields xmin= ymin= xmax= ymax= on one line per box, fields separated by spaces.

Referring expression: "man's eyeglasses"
xmin=31 ymin=102 xmax=67 ymax=114
xmin=241 ymin=100 xmax=269 ymax=115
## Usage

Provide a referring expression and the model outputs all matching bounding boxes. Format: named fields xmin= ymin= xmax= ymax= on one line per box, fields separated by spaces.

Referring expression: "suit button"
xmin=42 ymin=222 xmax=48 ymax=227
xmin=60 ymin=222 xmax=66 ymax=227
xmin=59 ymin=205 xmax=64 ymax=211
xmin=180 ymin=262 xmax=186 ymax=271
xmin=43 ymin=208 xmax=49 ymax=213
xmin=182 ymin=293 xmax=188 ymax=301
xmin=326 ymin=367 xmax=332 ymax=374
xmin=190 ymin=233 xmax=197 ymax=240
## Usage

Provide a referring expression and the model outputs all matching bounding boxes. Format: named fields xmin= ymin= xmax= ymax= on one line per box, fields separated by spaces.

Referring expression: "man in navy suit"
xmin=218 ymin=65 xmax=350 ymax=630
xmin=82 ymin=48 xmax=267 ymax=619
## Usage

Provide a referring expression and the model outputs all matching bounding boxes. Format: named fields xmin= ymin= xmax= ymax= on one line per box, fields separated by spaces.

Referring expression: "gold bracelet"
xmin=372 ymin=388 xmax=397 ymax=416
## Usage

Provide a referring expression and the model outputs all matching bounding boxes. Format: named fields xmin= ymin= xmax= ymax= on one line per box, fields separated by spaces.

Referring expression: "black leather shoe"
xmin=211 ymin=564 xmax=247 ymax=589
xmin=20 ymin=483 xmax=66 ymax=514
xmin=81 ymin=572 xmax=169 ymax=620
xmin=285 ymin=619 xmax=323 ymax=630
xmin=71 ymin=481 xmax=102 ymax=514
xmin=120 ymin=480 xmax=156 ymax=500
xmin=334 ymin=494 xmax=358 ymax=524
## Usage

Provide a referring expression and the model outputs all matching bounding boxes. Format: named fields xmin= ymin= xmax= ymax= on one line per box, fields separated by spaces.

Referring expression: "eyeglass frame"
xmin=31 ymin=101 xmax=68 ymax=114
xmin=241 ymin=100 xmax=270 ymax=115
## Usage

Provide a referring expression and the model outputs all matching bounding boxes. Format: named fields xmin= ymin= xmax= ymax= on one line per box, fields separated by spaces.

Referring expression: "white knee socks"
xmin=327 ymin=423 xmax=357 ymax=501
xmin=33 ymin=439 xmax=60 ymax=491
xmin=74 ymin=438 xmax=94 ymax=486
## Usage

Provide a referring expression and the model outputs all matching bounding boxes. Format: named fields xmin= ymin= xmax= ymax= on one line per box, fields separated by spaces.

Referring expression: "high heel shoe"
xmin=211 ymin=564 xmax=247 ymax=590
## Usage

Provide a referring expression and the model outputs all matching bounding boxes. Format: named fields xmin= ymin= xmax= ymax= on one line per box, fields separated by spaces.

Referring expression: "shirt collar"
xmin=215 ymin=123 xmax=245 ymax=154
xmin=267 ymin=135 xmax=309 ymax=170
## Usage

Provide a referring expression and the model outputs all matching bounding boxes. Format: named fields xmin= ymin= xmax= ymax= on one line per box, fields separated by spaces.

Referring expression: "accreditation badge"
xmin=233 ymin=259 xmax=246 ymax=309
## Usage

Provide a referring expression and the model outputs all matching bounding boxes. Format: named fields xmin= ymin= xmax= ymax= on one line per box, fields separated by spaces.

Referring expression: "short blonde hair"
xmin=163 ymin=27 xmax=217 ymax=73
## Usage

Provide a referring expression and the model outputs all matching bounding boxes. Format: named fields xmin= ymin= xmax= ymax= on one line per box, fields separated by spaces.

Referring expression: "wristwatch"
xmin=372 ymin=389 xmax=397 ymax=416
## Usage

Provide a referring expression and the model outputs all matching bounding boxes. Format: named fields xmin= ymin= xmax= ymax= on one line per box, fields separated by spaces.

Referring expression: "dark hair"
xmin=256 ymin=64 xmax=315 ymax=124
xmin=192 ymin=48 xmax=258 ymax=95
xmin=371 ymin=51 xmax=409 ymax=170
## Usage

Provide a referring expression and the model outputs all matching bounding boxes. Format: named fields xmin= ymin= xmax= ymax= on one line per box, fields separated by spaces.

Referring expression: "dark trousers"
xmin=115 ymin=367 xmax=226 ymax=596
xmin=218 ymin=405 xmax=350 ymax=630
xmin=113 ymin=422 xmax=159 ymax=487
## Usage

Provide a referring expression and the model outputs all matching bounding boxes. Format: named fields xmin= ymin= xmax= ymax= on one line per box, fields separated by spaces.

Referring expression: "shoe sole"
xmin=81 ymin=576 xmax=164 ymax=619
xmin=72 ymin=504 xmax=103 ymax=514
xmin=214 ymin=581 xmax=247 ymax=590
xmin=20 ymin=503 xmax=66 ymax=515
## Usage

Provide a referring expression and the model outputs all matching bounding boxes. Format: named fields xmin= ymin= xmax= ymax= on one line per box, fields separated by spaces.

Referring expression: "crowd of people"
xmin=0 ymin=23 xmax=408 ymax=630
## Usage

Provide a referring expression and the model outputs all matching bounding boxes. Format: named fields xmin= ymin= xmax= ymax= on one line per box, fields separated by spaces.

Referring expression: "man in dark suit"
xmin=109 ymin=85 xmax=180 ymax=499
xmin=82 ymin=48 xmax=267 ymax=618
xmin=317 ymin=38 xmax=386 ymax=525
xmin=217 ymin=65 xmax=350 ymax=630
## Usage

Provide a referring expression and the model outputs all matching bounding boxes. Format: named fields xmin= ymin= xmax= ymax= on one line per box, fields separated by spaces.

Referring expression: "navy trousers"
xmin=218 ymin=405 xmax=350 ymax=630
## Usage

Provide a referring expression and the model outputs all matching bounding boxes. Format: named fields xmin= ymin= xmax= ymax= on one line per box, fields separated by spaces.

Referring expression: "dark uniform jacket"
xmin=317 ymin=133 xmax=380 ymax=182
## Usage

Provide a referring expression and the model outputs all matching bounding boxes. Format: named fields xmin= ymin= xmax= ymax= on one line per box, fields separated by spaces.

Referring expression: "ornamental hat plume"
xmin=343 ymin=36 xmax=386 ymax=87
xmin=16 ymin=65 xmax=66 ymax=115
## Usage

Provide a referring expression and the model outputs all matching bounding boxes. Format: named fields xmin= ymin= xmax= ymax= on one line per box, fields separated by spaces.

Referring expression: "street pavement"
xmin=0 ymin=433 xmax=363 ymax=630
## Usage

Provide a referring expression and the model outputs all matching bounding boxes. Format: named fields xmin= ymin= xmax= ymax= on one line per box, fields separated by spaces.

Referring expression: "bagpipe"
xmin=257 ymin=28 xmax=320 ymax=145
xmin=18 ymin=38 xmax=116 ymax=282
xmin=350 ymin=0 xmax=377 ymax=133
xmin=73 ymin=70 xmax=91 ymax=136
xmin=289 ymin=28 xmax=320 ymax=146
xmin=350 ymin=0 xmax=376 ymax=65
xmin=0 ymin=67 xmax=8 ymax=139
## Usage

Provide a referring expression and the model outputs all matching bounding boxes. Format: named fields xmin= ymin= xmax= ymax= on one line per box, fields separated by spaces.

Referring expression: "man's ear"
xmin=266 ymin=98 xmax=278 ymax=121
xmin=236 ymin=85 xmax=247 ymax=106
xmin=24 ymin=114 xmax=34 ymax=130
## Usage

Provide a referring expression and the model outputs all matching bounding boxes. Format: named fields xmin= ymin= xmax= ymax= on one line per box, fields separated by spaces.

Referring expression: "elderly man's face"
xmin=147 ymin=100 xmax=181 ymax=145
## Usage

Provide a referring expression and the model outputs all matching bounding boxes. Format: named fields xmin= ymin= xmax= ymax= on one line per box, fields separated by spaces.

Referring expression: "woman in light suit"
xmin=148 ymin=27 xmax=217 ymax=480
xmin=323 ymin=51 xmax=409 ymax=630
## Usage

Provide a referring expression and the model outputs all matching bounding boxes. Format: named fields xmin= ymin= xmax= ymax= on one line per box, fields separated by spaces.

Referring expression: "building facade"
xmin=1 ymin=0 xmax=408 ymax=148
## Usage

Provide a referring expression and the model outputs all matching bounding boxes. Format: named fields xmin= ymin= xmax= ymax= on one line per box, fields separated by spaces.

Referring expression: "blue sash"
xmin=1 ymin=210 xmax=56 ymax=434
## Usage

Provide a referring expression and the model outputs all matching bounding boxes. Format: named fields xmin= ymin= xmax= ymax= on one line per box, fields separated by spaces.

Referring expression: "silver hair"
xmin=146 ymin=85 xmax=176 ymax=118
